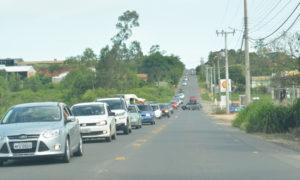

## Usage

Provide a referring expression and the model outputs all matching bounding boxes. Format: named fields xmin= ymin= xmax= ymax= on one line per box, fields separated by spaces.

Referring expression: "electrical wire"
xmin=253 ymin=1 xmax=300 ymax=41
xmin=263 ymin=13 xmax=300 ymax=46
xmin=251 ymin=0 xmax=293 ymax=33
xmin=251 ymin=0 xmax=283 ymax=30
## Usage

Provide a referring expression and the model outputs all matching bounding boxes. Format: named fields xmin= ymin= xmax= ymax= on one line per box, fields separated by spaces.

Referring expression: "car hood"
xmin=0 ymin=122 xmax=62 ymax=136
xmin=111 ymin=109 xmax=127 ymax=116
xmin=76 ymin=115 xmax=107 ymax=124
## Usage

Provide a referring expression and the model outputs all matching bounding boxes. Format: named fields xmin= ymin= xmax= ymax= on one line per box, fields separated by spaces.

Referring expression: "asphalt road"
xmin=1 ymin=75 xmax=300 ymax=180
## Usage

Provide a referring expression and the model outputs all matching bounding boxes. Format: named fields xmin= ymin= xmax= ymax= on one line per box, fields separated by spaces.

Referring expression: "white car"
xmin=182 ymin=82 xmax=187 ymax=86
xmin=96 ymin=98 xmax=132 ymax=135
xmin=150 ymin=104 xmax=162 ymax=119
xmin=71 ymin=102 xmax=117 ymax=142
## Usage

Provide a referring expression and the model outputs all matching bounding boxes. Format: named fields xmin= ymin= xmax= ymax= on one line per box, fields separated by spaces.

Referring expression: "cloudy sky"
xmin=0 ymin=0 xmax=299 ymax=68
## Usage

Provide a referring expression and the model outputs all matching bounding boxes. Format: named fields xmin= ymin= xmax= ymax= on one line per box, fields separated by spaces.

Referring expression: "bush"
xmin=233 ymin=99 xmax=290 ymax=133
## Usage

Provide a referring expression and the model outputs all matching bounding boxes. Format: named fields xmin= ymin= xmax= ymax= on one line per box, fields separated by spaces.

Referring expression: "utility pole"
xmin=213 ymin=63 xmax=216 ymax=94
xmin=244 ymin=0 xmax=251 ymax=105
xmin=216 ymin=30 xmax=235 ymax=114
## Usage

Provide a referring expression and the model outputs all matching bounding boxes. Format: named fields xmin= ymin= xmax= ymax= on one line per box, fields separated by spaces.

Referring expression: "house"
xmin=1 ymin=65 xmax=36 ymax=79
xmin=0 ymin=58 xmax=23 ymax=66
xmin=251 ymin=76 xmax=271 ymax=88
xmin=52 ymin=71 xmax=69 ymax=83
xmin=137 ymin=73 xmax=148 ymax=81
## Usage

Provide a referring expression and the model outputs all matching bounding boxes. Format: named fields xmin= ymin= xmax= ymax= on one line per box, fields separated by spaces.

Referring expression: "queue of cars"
xmin=0 ymin=95 xmax=180 ymax=166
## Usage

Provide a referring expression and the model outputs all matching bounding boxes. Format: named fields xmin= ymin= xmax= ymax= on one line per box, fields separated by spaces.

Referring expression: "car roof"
xmin=13 ymin=102 xmax=61 ymax=108
xmin=96 ymin=97 xmax=122 ymax=101
xmin=72 ymin=102 xmax=107 ymax=107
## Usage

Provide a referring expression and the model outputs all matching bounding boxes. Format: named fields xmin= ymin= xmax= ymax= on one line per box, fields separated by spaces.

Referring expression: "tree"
xmin=81 ymin=48 xmax=97 ymax=66
xmin=111 ymin=10 xmax=139 ymax=46
xmin=62 ymin=67 xmax=96 ymax=99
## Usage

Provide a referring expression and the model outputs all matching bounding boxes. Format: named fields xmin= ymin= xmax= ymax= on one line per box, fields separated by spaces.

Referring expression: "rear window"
xmin=137 ymin=105 xmax=152 ymax=111
xmin=98 ymin=99 xmax=125 ymax=110
xmin=128 ymin=106 xmax=137 ymax=113
xmin=72 ymin=105 xmax=105 ymax=116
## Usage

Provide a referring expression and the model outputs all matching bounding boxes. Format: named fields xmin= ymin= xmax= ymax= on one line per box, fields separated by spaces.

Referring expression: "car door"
xmin=107 ymin=105 xmax=116 ymax=133
xmin=63 ymin=106 xmax=77 ymax=150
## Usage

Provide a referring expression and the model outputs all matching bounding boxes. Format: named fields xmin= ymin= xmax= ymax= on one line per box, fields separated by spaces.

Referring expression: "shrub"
xmin=233 ymin=99 xmax=290 ymax=133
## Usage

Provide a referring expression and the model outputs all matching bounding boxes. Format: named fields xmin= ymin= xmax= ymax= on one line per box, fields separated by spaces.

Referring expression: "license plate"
xmin=81 ymin=128 xmax=91 ymax=133
xmin=13 ymin=142 xmax=33 ymax=150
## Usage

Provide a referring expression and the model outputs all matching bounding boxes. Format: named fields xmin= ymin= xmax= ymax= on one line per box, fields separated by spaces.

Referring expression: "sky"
xmin=0 ymin=0 xmax=299 ymax=68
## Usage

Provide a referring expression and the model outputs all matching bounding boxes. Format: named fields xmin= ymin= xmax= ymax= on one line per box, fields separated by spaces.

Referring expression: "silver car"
xmin=0 ymin=102 xmax=83 ymax=166
xmin=128 ymin=105 xmax=142 ymax=129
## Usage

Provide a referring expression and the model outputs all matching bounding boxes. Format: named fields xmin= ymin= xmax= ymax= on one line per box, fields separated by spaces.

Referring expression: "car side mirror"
xmin=108 ymin=112 xmax=116 ymax=116
xmin=66 ymin=116 xmax=76 ymax=123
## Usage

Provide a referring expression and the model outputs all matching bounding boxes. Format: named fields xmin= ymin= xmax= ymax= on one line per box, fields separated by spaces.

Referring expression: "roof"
xmin=4 ymin=66 xmax=36 ymax=73
xmin=72 ymin=102 xmax=106 ymax=107
xmin=13 ymin=102 xmax=61 ymax=108
xmin=96 ymin=97 xmax=123 ymax=102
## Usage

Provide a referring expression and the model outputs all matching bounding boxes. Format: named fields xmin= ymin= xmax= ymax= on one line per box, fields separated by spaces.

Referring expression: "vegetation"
xmin=0 ymin=10 xmax=184 ymax=117
xmin=233 ymin=99 xmax=300 ymax=134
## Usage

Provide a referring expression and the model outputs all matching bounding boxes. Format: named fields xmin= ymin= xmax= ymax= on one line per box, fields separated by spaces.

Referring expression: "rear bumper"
xmin=141 ymin=117 xmax=155 ymax=123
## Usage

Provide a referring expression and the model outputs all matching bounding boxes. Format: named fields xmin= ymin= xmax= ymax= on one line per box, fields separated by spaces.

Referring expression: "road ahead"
xmin=1 ymin=75 xmax=300 ymax=180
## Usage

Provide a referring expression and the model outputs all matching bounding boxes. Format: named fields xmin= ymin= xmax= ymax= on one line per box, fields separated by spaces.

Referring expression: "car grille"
xmin=38 ymin=141 xmax=49 ymax=152
xmin=80 ymin=123 xmax=97 ymax=127
xmin=7 ymin=134 xmax=40 ymax=140
xmin=0 ymin=143 xmax=9 ymax=154
xmin=81 ymin=131 xmax=103 ymax=136
xmin=9 ymin=141 xmax=37 ymax=154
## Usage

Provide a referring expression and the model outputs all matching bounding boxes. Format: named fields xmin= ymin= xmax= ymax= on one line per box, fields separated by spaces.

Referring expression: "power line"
xmin=251 ymin=0 xmax=293 ymax=33
xmin=263 ymin=13 xmax=300 ymax=46
xmin=253 ymin=1 xmax=300 ymax=41
xmin=251 ymin=0 xmax=283 ymax=30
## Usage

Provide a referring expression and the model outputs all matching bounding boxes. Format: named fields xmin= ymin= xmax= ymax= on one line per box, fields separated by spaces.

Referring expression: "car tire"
xmin=112 ymin=128 xmax=117 ymax=140
xmin=62 ymin=138 xmax=71 ymax=163
xmin=0 ymin=159 xmax=5 ymax=166
xmin=123 ymin=125 xmax=130 ymax=135
xmin=105 ymin=135 xmax=112 ymax=142
xmin=74 ymin=137 xmax=83 ymax=157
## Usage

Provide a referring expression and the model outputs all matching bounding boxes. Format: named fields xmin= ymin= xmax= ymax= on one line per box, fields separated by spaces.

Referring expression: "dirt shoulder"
xmin=201 ymin=99 xmax=300 ymax=152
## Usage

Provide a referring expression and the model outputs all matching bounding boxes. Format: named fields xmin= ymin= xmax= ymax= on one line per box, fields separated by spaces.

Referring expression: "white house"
xmin=52 ymin=71 xmax=69 ymax=83
xmin=0 ymin=65 xmax=36 ymax=78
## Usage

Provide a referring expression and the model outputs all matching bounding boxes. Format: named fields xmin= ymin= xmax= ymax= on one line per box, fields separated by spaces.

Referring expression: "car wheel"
xmin=62 ymin=138 xmax=71 ymax=163
xmin=0 ymin=159 xmax=5 ymax=166
xmin=74 ymin=137 xmax=83 ymax=157
xmin=105 ymin=135 xmax=112 ymax=142
xmin=123 ymin=125 xmax=130 ymax=135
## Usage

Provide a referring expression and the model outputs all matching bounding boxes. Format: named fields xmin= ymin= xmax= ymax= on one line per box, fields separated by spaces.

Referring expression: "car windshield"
xmin=128 ymin=106 xmax=137 ymax=113
xmin=159 ymin=104 xmax=167 ymax=109
xmin=151 ymin=105 xmax=159 ymax=110
xmin=98 ymin=99 xmax=124 ymax=110
xmin=72 ymin=105 xmax=105 ymax=116
xmin=137 ymin=105 xmax=152 ymax=111
xmin=1 ymin=106 xmax=61 ymax=124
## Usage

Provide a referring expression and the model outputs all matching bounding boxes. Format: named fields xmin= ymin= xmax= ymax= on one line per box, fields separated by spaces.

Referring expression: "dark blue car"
xmin=137 ymin=104 xmax=156 ymax=125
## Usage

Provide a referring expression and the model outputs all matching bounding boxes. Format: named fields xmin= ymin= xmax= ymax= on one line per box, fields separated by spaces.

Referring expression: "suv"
xmin=96 ymin=98 xmax=132 ymax=135
xmin=71 ymin=102 xmax=117 ymax=142
xmin=0 ymin=102 xmax=83 ymax=166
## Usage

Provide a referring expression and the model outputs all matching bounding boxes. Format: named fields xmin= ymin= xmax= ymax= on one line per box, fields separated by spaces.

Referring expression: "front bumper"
xmin=141 ymin=116 xmax=155 ymax=123
xmin=80 ymin=125 xmax=110 ymax=139
xmin=0 ymin=135 xmax=66 ymax=159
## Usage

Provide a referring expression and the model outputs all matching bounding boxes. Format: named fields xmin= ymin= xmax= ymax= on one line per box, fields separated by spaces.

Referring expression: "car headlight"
xmin=42 ymin=129 xmax=61 ymax=138
xmin=96 ymin=121 xmax=107 ymax=126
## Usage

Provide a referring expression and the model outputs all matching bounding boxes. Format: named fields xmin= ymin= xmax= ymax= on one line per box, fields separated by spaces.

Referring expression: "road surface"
xmin=1 ymin=75 xmax=300 ymax=180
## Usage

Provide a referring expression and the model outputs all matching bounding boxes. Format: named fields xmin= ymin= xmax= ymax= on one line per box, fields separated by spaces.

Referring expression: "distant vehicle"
xmin=167 ymin=103 xmax=174 ymax=114
xmin=182 ymin=82 xmax=187 ymax=86
xmin=189 ymin=96 xmax=198 ymax=104
xmin=137 ymin=104 xmax=155 ymax=125
xmin=182 ymin=102 xmax=202 ymax=110
xmin=0 ymin=102 xmax=83 ymax=166
xmin=115 ymin=94 xmax=145 ymax=106
xmin=159 ymin=104 xmax=171 ymax=118
xmin=127 ymin=105 xmax=142 ymax=129
xmin=150 ymin=104 xmax=162 ymax=119
xmin=71 ymin=102 xmax=117 ymax=142
xmin=96 ymin=98 xmax=132 ymax=135
xmin=176 ymin=93 xmax=185 ymax=100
